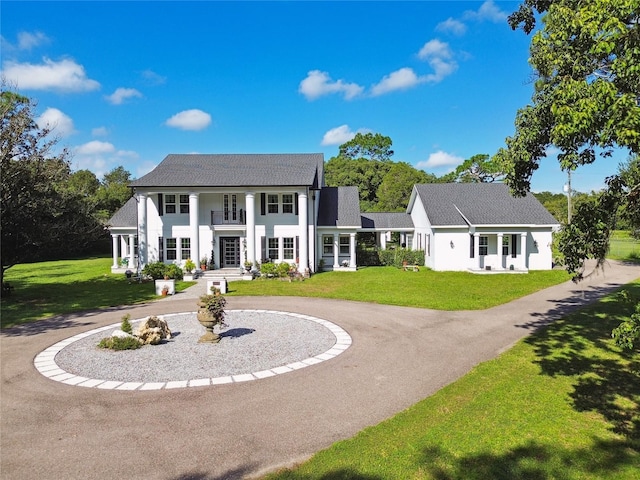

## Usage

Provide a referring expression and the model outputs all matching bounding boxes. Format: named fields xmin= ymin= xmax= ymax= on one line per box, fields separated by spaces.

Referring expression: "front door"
xmin=220 ymin=237 xmax=240 ymax=268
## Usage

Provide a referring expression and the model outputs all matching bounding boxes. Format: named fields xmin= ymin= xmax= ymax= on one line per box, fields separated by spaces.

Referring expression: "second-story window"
xmin=282 ymin=194 xmax=294 ymax=213
xmin=267 ymin=194 xmax=279 ymax=213
xmin=165 ymin=195 xmax=176 ymax=214
xmin=179 ymin=195 xmax=189 ymax=214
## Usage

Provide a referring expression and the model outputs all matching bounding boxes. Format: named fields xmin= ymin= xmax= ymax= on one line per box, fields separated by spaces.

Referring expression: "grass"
xmin=227 ymin=267 xmax=570 ymax=310
xmin=264 ymin=281 xmax=640 ymax=480
xmin=608 ymin=231 xmax=640 ymax=262
xmin=0 ymin=256 xmax=195 ymax=328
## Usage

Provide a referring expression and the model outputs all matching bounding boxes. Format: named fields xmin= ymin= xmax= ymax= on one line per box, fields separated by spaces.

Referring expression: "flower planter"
xmin=197 ymin=305 xmax=221 ymax=343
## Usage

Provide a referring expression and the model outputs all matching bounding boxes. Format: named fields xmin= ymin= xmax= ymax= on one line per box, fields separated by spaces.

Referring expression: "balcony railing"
xmin=211 ymin=209 xmax=245 ymax=225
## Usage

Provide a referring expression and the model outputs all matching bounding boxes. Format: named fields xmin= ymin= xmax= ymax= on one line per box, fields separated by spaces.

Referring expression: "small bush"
xmin=165 ymin=263 xmax=183 ymax=280
xmin=120 ymin=314 xmax=132 ymax=334
xmin=260 ymin=262 xmax=278 ymax=277
xmin=276 ymin=262 xmax=292 ymax=278
xmin=378 ymin=248 xmax=425 ymax=268
xmin=98 ymin=336 xmax=142 ymax=350
xmin=142 ymin=261 xmax=167 ymax=280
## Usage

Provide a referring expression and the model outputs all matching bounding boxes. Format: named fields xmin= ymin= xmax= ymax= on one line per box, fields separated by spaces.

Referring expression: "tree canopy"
xmin=496 ymin=0 xmax=640 ymax=279
xmin=452 ymin=154 xmax=506 ymax=183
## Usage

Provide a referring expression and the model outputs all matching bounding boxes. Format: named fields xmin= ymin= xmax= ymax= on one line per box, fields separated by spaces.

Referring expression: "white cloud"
xmin=1 ymin=57 xmax=100 ymax=92
xmin=36 ymin=108 xmax=75 ymax=137
xmin=106 ymin=87 xmax=142 ymax=105
xmin=18 ymin=31 xmax=51 ymax=50
xmin=165 ymin=109 xmax=212 ymax=131
xmin=76 ymin=140 xmax=115 ymax=156
xmin=92 ymin=126 xmax=109 ymax=137
xmin=141 ymin=69 xmax=166 ymax=85
xmin=73 ymin=142 xmax=139 ymax=178
xmin=436 ymin=18 xmax=467 ymax=36
xmin=463 ymin=0 xmax=507 ymax=23
xmin=417 ymin=39 xmax=458 ymax=83
xmin=299 ymin=70 xmax=364 ymax=101
xmin=371 ymin=67 xmax=426 ymax=96
xmin=416 ymin=150 xmax=464 ymax=169
xmin=321 ymin=125 xmax=356 ymax=146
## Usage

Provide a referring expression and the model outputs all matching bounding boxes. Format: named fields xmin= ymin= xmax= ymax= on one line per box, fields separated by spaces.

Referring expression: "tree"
xmin=453 ymin=154 xmax=506 ymax=183
xmin=69 ymin=169 xmax=100 ymax=198
xmin=376 ymin=162 xmax=435 ymax=212
xmin=496 ymin=0 xmax=640 ymax=279
xmin=1 ymin=88 xmax=103 ymax=286
xmin=338 ymin=132 xmax=394 ymax=162
xmin=95 ymin=166 xmax=133 ymax=221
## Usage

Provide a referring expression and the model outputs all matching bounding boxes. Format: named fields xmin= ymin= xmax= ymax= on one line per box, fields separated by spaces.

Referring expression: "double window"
xmin=264 ymin=237 xmax=296 ymax=261
xmin=261 ymin=193 xmax=298 ymax=215
xmin=161 ymin=237 xmax=190 ymax=261
xmin=323 ymin=235 xmax=350 ymax=255
xmin=165 ymin=194 xmax=189 ymax=214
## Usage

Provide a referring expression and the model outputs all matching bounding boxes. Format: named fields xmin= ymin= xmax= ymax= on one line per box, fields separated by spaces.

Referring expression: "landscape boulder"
xmin=136 ymin=316 xmax=172 ymax=345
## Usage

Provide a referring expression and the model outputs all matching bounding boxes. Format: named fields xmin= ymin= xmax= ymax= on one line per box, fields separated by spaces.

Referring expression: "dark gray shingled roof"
xmin=361 ymin=212 xmax=414 ymax=229
xmin=107 ymin=196 xmax=137 ymax=227
xmin=317 ymin=187 xmax=362 ymax=227
xmin=129 ymin=153 xmax=324 ymax=188
xmin=414 ymin=183 xmax=559 ymax=226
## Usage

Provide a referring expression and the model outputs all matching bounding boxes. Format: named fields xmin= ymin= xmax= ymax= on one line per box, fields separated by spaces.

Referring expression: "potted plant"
xmin=200 ymin=256 xmax=208 ymax=271
xmin=243 ymin=260 xmax=253 ymax=272
xmin=196 ymin=287 xmax=227 ymax=343
xmin=161 ymin=285 xmax=169 ymax=296
xmin=184 ymin=258 xmax=195 ymax=274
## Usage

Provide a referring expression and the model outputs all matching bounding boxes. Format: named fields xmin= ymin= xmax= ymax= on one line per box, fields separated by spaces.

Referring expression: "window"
xmin=165 ymin=195 xmax=176 ymax=214
xmin=502 ymin=236 xmax=510 ymax=256
xmin=223 ymin=194 xmax=237 ymax=221
xmin=323 ymin=235 xmax=334 ymax=254
xmin=181 ymin=238 xmax=191 ymax=260
xmin=166 ymin=238 xmax=177 ymax=260
xmin=282 ymin=194 xmax=294 ymax=214
xmin=267 ymin=194 xmax=279 ymax=214
xmin=479 ymin=236 xmax=488 ymax=256
xmin=283 ymin=237 xmax=294 ymax=260
xmin=339 ymin=235 xmax=350 ymax=254
xmin=268 ymin=237 xmax=279 ymax=260
xmin=179 ymin=195 xmax=189 ymax=214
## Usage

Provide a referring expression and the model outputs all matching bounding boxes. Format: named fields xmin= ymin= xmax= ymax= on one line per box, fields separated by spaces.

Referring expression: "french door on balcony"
xmin=220 ymin=237 xmax=240 ymax=268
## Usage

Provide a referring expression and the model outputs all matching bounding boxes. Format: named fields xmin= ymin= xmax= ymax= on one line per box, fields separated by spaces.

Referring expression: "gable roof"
xmin=130 ymin=153 xmax=324 ymax=189
xmin=412 ymin=183 xmax=559 ymax=226
xmin=317 ymin=186 xmax=361 ymax=227
xmin=361 ymin=212 xmax=414 ymax=230
xmin=107 ymin=196 xmax=137 ymax=227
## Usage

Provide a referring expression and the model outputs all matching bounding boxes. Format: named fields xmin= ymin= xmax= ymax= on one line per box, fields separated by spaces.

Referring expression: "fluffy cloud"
xmin=299 ymin=70 xmax=364 ymax=101
xmin=416 ymin=150 xmax=464 ymax=169
xmin=436 ymin=18 xmax=467 ymax=36
xmin=141 ymin=69 xmax=166 ymax=85
xmin=73 ymin=141 xmax=140 ymax=178
xmin=1 ymin=58 xmax=100 ymax=92
xmin=371 ymin=68 xmax=426 ymax=96
xmin=417 ymin=39 xmax=458 ymax=83
xmin=36 ymin=108 xmax=75 ymax=137
xmin=18 ymin=31 xmax=51 ymax=50
xmin=321 ymin=125 xmax=356 ymax=146
xmin=92 ymin=126 xmax=109 ymax=137
xmin=106 ymin=87 xmax=142 ymax=105
xmin=165 ymin=109 xmax=212 ymax=131
xmin=464 ymin=0 xmax=508 ymax=23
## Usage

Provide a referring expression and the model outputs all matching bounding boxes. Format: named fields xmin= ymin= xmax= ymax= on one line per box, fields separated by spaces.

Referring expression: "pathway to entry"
xmin=2 ymin=261 xmax=639 ymax=479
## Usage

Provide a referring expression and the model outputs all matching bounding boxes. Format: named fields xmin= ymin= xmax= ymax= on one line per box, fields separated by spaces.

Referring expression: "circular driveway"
xmin=2 ymin=261 xmax=639 ymax=480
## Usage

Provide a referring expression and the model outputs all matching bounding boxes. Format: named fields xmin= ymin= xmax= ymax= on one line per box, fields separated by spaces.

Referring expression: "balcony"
xmin=211 ymin=209 xmax=245 ymax=225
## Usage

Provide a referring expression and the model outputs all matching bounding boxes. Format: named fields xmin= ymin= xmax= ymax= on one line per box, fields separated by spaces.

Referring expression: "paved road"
xmin=2 ymin=261 xmax=639 ymax=479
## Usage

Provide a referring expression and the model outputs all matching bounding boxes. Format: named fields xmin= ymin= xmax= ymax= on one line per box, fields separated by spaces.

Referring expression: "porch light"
xmin=533 ymin=240 xmax=538 ymax=248
xmin=450 ymin=241 xmax=454 ymax=249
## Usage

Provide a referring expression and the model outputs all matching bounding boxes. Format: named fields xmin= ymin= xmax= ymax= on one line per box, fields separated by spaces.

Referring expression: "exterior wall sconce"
xmin=533 ymin=240 xmax=538 ymax=248
xmin=450 ymin=241 xmax=455 ymax=249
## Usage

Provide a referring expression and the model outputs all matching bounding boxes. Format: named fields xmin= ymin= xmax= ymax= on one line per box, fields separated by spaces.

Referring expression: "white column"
xmin=333 ymin=233 xmax=339 ymax=268
xmin=189 ymin=192 xmax=199 ymax=264
xmin=474 ymin=232 xmax=481 ymax=270
xmin=380 ymin=232 xmax=387 ymax=250
xmin=245 ymin=192 xmax=256 ymax=266
xmin=349 ymin=232 xmax=356 ymax=268
xmin=298 ymin=192 xmax=308 ymax=273
xmin=497 ymin=233 xmax=503 ymax=270
xmin=111 ymin=234 xmax=119 ymax=268
xmin=137 ymin=193 xmax=147 ymax=267
xmin=128 ymin=234 xmax=135 ymax=268
xmin=520 ymin=232 xmax=528 ymax=270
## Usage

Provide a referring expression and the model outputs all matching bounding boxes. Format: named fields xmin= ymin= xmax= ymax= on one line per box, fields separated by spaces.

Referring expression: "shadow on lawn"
xmin=419 ymin=438 xmax=637 ymax=480
xmin=520 ymin=282 xmax=640 ymax=440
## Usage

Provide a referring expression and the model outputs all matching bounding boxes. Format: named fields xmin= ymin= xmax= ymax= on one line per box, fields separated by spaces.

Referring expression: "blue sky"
xmin=1 ymin=1 xmax=628 ymax=194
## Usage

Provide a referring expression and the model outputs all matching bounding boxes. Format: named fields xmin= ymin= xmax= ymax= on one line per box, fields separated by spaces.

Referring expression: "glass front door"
xmin=221 ymin=237 xmax=240 ymax=268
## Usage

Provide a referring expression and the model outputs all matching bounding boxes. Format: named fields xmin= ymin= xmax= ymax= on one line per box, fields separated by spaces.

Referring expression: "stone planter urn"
xmin=197 ymin=304 xmax=221 ymax=343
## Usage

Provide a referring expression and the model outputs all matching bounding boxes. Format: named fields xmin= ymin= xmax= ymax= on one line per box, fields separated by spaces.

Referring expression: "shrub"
xmin=183 ymin=259 xmax=196 ymax=273
xmin=142 ymin=261 xmax=167 ymax=280
xmin=378 ymin=248 xmax=425 ymax=268
xmin=120 ymin=314 xmax=132 ymax=334
xmin=98 ymin=336 xmax=142 ymax=350
xmin=165 ymin=263 xmax=183 ymax=280
xmin=260 ymin=262 xmax=277 ymax=277
xmin=276 ymin=262 xmax=292 ymax=278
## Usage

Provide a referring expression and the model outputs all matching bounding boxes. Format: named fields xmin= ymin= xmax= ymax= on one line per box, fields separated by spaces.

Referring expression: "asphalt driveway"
xmin=2 ymin=261 xmax=639 ymax=479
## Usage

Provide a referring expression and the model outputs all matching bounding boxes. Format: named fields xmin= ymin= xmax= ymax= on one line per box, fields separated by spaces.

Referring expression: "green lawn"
xmin=227 ymin=267 xmax=570 ymax=310
xmin=264 ymin=281 xmax=640 ymax=480
xmin=0 ymin=256 xmax=194 ymax=328
xmin=609 ymin=231 xmax=640 ymax=262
